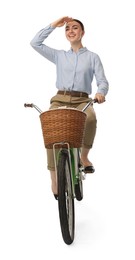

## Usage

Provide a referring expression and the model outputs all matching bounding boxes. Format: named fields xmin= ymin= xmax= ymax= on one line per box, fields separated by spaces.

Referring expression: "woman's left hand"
xmin=94 ymin=93 xmax=105 ymax=104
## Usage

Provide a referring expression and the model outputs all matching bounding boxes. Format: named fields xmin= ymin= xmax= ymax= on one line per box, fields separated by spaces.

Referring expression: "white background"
xmin=0 ymin=0 xmax=135 ymax=259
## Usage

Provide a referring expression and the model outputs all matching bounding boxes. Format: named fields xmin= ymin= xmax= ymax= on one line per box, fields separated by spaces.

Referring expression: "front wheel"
xmin=57 ymin=149 xmax=75 ymax=245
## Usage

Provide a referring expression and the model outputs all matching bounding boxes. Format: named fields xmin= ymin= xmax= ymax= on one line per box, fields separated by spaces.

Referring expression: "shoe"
xmin=53 ymin=194 xmax=58 ymax=200
xmin=83 ymin=165 xmax=95 ymax=173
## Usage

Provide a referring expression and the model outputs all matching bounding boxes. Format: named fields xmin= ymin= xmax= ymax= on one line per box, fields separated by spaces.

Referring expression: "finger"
xmin=65 ymin=17 xmax=73 ymax=23
xmin=97 ymin=97 xmax=103 ymax=104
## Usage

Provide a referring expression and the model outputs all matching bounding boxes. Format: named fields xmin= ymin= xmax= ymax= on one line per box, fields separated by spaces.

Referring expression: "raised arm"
xmin=30 ymin=17 xmax=73 ymax=63
xmin=30 ymin=24 xmax=57 ymax=63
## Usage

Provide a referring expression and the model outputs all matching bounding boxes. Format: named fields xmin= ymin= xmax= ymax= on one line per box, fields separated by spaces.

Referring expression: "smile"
xmin=68 ymin=35 xmax=76 ymax=37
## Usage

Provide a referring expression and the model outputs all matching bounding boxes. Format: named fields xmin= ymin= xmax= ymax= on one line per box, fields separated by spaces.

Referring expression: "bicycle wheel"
xmin=57 ymin=149 xmax=75 ymax=245
xmin=75 ymin=149 xmax=83 ymax=201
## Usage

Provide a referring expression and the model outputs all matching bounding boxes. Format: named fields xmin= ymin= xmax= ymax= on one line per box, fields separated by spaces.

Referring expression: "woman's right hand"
xmin=51 ymin=16 xmax=73 ymax=28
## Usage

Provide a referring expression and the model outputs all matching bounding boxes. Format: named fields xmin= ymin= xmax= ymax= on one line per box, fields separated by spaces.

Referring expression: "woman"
xmin=30 ymin=16 xmax=109 ymax=198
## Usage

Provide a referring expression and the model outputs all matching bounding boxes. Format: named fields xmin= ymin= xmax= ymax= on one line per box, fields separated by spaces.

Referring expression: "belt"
xmin=57 ymin=90 xmax=88 ymax=98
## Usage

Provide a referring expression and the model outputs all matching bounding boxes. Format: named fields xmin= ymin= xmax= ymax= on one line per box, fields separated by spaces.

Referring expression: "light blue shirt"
xmin=30 ymin=24 xmax=109 ymax=95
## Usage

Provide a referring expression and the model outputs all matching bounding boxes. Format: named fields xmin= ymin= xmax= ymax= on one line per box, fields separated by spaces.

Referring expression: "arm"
xmin=94 ymin=54 xmax=109 ymax=103
xmin=30 ymin=17 xmax=73 ymax=63
xmin=30 ymin=24 xmax=57 ymax=63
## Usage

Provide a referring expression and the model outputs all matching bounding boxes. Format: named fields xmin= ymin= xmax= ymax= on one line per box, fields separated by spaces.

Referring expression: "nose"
xmin=69 ymin=27 xmax=73 ymax=33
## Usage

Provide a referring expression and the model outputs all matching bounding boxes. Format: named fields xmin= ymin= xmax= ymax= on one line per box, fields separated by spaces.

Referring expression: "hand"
xmin=51 ymin=16 xmax=73 ymax=28
xmin=94 ymin=93 xmax=105 ymax=104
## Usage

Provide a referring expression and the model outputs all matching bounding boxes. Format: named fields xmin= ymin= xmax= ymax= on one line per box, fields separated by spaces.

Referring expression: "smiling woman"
xmin=30 ymin=16 xmax=109 ymax=198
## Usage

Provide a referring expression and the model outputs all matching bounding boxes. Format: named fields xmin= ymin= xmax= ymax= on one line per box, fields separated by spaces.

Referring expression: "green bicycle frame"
xmin=70 ymin=148 xmax=80 ymax=186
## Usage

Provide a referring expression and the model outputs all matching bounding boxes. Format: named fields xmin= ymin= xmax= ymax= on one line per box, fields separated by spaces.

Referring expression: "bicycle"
xmin=24 ymin=99 xmax=96 ymax=245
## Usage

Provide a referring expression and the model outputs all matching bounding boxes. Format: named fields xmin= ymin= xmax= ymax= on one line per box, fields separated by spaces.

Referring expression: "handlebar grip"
xmin=24 ymin=103 xmax=33 ymax=108
xmin=93 ymin=98 xmax=106 ymax=103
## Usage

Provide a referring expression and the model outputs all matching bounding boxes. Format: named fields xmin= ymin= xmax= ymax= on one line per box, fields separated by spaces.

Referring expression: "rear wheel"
xmin=75 ymin=178 xmax=83 ymax=201
xmin=75 ymin=149 xmax=83 ymax=201
xmin=57 ymin=149 xmax=75 ymax=245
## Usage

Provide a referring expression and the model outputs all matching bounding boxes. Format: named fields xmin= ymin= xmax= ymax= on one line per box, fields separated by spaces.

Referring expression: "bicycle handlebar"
xmin=24 ymin=99 xmax=99 ymax=114
xmin=82 ymin=98 xmax=98 ymax=112
xmin=24 ymin=103 xmax=42 ymax=113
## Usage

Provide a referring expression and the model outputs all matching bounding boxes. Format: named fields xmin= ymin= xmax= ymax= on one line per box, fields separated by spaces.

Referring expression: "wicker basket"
xmin=39 ymin=108 xmax=87 ymax=149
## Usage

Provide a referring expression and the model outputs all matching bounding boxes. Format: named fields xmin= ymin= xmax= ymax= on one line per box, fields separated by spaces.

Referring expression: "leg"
xmin=80 ymin=147 xmax=92 ymax=167
xmin=80 ymin=147 xmax=95 ymax=173
xmin=47 ymin=147 xmax=59 ymax=197
xmin=82 ymin=105 xmax=97 ymax=150
xmin=50 ymin=170 xmax=58 ymax=195
xmin=76 ymin=102 xmax=97 ymax=172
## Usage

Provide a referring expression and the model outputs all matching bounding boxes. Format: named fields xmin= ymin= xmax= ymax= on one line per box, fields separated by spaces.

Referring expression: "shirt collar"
xmin=68 ymin=47 xmax=88 ymax=54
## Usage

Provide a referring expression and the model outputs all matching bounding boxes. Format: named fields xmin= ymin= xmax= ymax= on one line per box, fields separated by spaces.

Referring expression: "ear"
xmin=81 ymin=31 xmax=85 ymax=37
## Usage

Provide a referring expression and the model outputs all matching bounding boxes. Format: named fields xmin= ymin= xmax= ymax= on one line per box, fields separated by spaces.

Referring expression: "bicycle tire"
xmin=57 ymin=149 xmax=75 ymax=245
xmin=74 ymin=149 xmax=83 ymax=201
xmin=75 ymin=179 xmax=83 ymax=201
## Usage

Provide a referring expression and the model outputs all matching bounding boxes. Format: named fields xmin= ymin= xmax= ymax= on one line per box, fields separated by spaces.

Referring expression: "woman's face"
xmin=65 ymin=21 xmax=84 ymax=43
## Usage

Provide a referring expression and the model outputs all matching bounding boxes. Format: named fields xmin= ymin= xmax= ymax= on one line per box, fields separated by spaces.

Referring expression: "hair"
xmin=72 ymin=19 xmax=85 ymax=31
